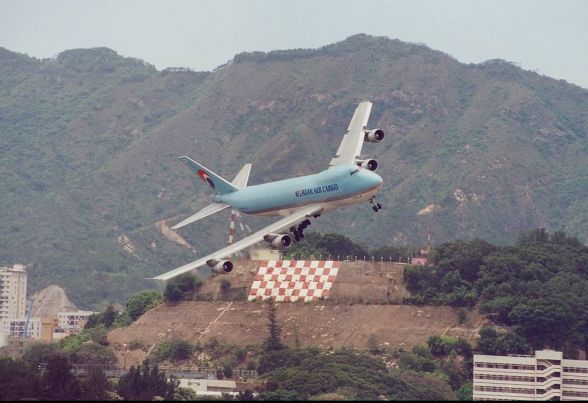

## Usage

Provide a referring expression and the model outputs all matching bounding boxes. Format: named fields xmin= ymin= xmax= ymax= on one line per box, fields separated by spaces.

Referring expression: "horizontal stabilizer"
xmin=172 ymin=202 xmax=230 ymax=230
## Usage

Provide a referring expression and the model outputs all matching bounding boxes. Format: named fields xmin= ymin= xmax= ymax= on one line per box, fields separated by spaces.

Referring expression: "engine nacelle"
xmin=364 ymin=128 xmax=385 ymax=143
xmin=263 ymin=233 xmax=292 ymax=250
xmin=206 ymin=259 xmax=233 ymax=274
xmin=356 ymin=159 xmax=378 ymax=171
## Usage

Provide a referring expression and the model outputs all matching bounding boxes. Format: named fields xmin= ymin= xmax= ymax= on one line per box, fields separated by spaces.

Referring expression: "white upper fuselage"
xmin=212 ymin=165 xmax=383 ymax=217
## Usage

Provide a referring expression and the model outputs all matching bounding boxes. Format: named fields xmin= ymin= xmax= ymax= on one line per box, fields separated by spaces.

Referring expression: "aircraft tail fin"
xmin=178 ymin=156 xmax=239 ymax=195
xmin=231 ymin=163 xmax=252 ymax=189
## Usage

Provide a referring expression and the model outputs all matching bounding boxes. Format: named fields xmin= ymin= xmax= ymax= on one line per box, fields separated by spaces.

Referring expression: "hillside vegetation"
xmin=404 ymin=228 xmax=588 ymax=356
xmin=296 ymin=229 xmax=588 ymax=356
xmin=1 ymin=34 xmax=587 ymax=308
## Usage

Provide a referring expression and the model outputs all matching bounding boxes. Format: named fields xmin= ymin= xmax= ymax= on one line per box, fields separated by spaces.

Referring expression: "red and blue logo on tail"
xmin=179 ymin=156 xmax=238 ymax=195
xmin=197 ymin=170 xmax=215 ymax=189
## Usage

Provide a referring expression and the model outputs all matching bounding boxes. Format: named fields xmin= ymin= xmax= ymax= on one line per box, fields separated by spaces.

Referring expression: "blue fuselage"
xmin=213 ymin=165 xmax=383 ymax=216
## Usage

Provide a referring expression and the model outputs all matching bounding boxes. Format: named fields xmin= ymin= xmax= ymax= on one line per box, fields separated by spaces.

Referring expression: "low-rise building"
xmin=474 ymin=349 xmax=588 ymax=400
xmin=0 ymin=317 xmax=42 ymax=339
xmin=0 ymin=317 xmax=55 ymax=342
xmin=179 ymin=378 xmax=238 ymax=397
xmin=57 ymin=310 xmax=95 ymax=333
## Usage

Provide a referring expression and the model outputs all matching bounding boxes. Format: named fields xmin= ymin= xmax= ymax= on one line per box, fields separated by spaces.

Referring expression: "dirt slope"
xmin=30 ymin=285 xmax=78 ymax=318
xmin=109 ymin=301 xmax=486 ymax=351
xmin=108 ymin=261 xmax=489 ymax=366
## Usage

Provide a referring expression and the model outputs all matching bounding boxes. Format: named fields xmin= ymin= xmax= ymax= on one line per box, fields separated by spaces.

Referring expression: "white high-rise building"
xmin=0 ymin=264 xmax=27 ymax=321
xmin=474 ymin=349 xmax=588 ymax=400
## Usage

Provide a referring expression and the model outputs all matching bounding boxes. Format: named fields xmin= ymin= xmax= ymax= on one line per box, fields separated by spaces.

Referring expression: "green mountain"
xmin=1 ymin=34 xmax=587 ymax=309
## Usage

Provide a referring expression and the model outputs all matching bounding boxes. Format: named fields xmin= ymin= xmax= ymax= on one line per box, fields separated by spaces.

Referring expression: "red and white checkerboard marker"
xmin=248 ymin=260 xmax=340 ymax=302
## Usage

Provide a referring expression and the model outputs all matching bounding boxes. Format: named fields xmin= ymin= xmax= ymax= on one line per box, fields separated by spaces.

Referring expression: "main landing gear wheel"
xmin=290 ymin=219 xmax=312 ymax=242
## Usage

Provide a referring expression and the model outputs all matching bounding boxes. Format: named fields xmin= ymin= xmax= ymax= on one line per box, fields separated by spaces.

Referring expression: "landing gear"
xmin=370 ymin=197 xmax=383 ymax=212
xmin=290 ymin=219 xmax=312 ymax=242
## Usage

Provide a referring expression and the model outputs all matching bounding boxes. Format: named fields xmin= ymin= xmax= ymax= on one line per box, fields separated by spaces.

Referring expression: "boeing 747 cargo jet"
xmin=153 ymin=101 xmax=384 ymax=281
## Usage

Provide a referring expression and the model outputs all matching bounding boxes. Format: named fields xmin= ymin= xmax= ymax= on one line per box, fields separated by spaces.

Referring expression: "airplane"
xmin=152 ymin=101 xmax=384 ymax=281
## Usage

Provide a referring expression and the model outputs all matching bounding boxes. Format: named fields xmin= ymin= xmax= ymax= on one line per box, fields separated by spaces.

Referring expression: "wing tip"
xmin=149 ymin=273 xmax=168 ymax=280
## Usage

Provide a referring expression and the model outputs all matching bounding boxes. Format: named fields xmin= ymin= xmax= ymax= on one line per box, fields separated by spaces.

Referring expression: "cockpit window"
xmin=350 ymin=169 xmax=359 ymax=176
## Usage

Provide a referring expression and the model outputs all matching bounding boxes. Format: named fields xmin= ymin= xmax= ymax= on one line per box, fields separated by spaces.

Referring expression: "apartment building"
xmin=0 ymin=318 xmax=40 ymax=339
xmin=474 ymin=349 xmax=588 ymax=400
xmin=0 ymin=264 xmax=27 ymax=321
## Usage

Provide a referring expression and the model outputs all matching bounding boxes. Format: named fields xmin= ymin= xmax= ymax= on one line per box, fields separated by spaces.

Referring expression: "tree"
xmin=164 ymin=283 xmax=183 ymax=302
xmin=404 ymin=229 xmax=588 ymax=353
xmin=456 ymin=383 xmax=473 ymax=401
xmin=102 ymin=304 xmax=117 ymax=327
xmin=151 ymin=339 xmax=193 ymax=362
xmin=509 ymin=298 xmax=575 ymax=348
xmin=70 ymin=342 xmax=117 ymax=365
xmin=23 ymin=342 xmax=58 ymax=367
xmin=117 ymin=360 xmax=176 ymax=400
xmin=427 ymin=335 xmax=449 ymax=356
xmin=41 ymin=352 xmax=81 ymax=400
xmin=85 ymin=304 xmax=119 ymax=329
xmin=476 ymin=327 xmax=531 ymax=355
xmin=494 ymin=331 xmax=532 ymax=355
xmin=263 ymin=299 xmax=284 ymax=351
xmin=164 ymin=273 xmax=202 ymax=302
xmin=517 ymin=228 xmax=550 ymax=245
xmin=0 ymin=358 xmax=40 ymax=400
xmin=427 ymin=335 xmax=472 ymax=358
xmin=80 ymin=365 xmax=110 ymax=400
xmin=126 ymin=290 xmax=162 ymax=321
xmin=476 ymin=327 xmax=498 ymax=355
xmin=314 ymin=233 xmax=368 ymax=258
xmin=367 ymin=334 xmax=382 ymax=354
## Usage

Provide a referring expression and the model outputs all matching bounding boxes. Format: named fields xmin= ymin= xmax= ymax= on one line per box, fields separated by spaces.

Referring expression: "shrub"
xmin=151 ymin=340 xmax=193 ymax=362
xmin=219 ymin=279 xmax=231 ymax=293
xmin=457 ymin=308 xmax=468 ymax=324
xmin=125 ymin=290 xmax=162 ymax=321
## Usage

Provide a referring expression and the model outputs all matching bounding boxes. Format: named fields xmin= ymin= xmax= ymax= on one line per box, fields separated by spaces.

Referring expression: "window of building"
xmin=475 ymin=362 xmax=535 ymax=371
xmin=563 ymin=366 xmax=588 ymax=373
xmin=475 ymin=374 xmax=535 ymax=383
xmin=474 ymin=385 xmax=534 ymax=395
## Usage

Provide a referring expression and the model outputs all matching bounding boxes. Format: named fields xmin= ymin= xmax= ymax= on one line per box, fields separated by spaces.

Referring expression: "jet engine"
xmin=364 ymin=128 xmax=385 ymax=143
xmin=263 ymin=233 xmax=293 ymax=250
xmin=206 ymin=259 xmax=233 ymax=274
xmin=355 ymin=159 xmax=378 ymax=171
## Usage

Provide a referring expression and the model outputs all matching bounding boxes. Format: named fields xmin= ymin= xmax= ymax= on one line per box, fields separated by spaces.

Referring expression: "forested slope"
xmin=1 ymin=34 xmax=587 ymax=307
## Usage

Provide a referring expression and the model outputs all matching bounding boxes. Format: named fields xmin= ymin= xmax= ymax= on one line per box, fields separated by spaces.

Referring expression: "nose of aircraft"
xmin=364 ymin=169 xmax=383 ymax=188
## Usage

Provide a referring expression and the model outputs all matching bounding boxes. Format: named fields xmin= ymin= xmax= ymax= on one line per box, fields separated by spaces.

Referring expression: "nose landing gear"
xmin=370 ymin=197 xmax=383 ymax=212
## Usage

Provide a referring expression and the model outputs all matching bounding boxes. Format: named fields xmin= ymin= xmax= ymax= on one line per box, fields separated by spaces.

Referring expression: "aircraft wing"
xmin=152 ymin=204 xmax=324 ymax=281
xmin=329 ymin=101 xmax=373 ymax=167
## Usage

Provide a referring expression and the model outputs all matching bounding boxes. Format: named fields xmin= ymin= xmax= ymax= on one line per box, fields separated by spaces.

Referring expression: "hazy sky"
xmin=1 ymin=0 xmax=587 ymax=88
